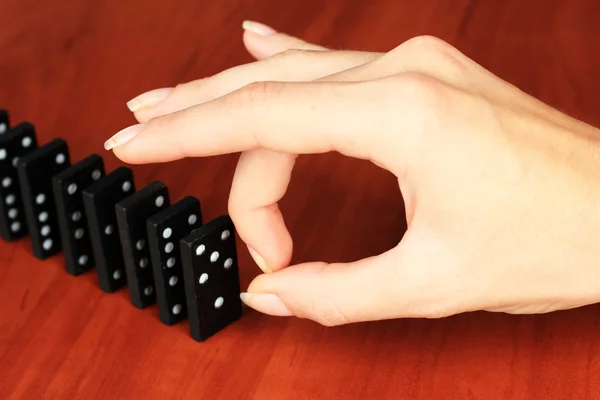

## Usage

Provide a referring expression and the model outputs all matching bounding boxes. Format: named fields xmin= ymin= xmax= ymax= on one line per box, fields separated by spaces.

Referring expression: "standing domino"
xmin=0 ymin=109 xmax=9 ymax=134
xmin=116 ymin=181 xmax=170 ymax=308
xmin=52 ymin=154 xmax=105 ymax=275
xmin=82 ymin=167 xmax=135 ymax=293
xmin=17 ymin=138 xmax=71 ymax=259
xmin=147 ymin=196 xmax=202 ymax=325
xmin=0 ymin=123 xmax=38 ymax=241
xmin=180 ymin=215 xmax=242 ymax=342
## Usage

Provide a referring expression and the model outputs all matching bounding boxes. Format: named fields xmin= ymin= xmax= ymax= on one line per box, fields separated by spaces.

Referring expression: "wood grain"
xmin=1 ymin=0 xmax=600 ymax=398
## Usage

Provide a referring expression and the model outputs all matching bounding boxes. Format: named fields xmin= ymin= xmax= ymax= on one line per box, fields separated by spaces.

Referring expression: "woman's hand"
xmin=105 ymin=22 xmax=600 ymax=326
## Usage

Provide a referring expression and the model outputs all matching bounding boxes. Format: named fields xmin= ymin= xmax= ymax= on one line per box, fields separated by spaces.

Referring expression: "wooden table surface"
xmin=2 ymin=0 xmax=600 ymax=398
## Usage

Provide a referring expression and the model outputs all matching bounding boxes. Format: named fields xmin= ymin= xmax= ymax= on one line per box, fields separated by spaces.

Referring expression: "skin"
xmin=105 ymin=21 xmax=600 ymax=327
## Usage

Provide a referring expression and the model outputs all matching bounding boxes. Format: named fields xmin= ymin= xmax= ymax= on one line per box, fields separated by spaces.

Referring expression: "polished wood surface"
xmin=2 ymin=1 xmax=600 ymax=398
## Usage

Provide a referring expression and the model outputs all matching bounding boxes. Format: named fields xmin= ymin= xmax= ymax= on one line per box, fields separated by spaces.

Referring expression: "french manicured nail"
xmin=104 ymin=124 xmax=144 ymax=150
xmin=126 ymin=88 xmax=173 ymax=112
xmin=242 ymin=20 xmax=277 ymax=36
xmin=240 ymin=293 xmax=292 ymax=316
xmin=248 ymin=246 xmax=271 ymax=273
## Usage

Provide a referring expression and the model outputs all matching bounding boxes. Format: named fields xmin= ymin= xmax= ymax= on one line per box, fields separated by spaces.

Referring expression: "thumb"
xmin=242 ymin=20 xmax=327 ymax=60
xmin=240 ymin=247 xmax=413 ymax=326
xmin=240 ymin=233 xmax=474 ymax=325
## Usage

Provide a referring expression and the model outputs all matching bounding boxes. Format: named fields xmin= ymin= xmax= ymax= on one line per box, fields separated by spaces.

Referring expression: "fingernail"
xmin=104 ymin=124 xmax=144 ymax=150
xmin=242 ymin=20 xmax=277 ymax=36
xmin=240 ymin=293 xmax=292 ymax=316
xmin=126 ymin=88 xmax=173 ymax=112
xmin=247 ymin=246 xmax=271 ymax=272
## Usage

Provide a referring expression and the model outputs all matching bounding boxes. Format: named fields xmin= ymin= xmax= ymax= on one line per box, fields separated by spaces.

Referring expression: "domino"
xmin=52 ymin=154 xmax=105 ymax=276
xmin=17 ymin=138 xmax=71 ymax=258
xmin=0 ymin=109 xmax=8 ymax=134
xmin=0 ymin=122 xmax=38 ymax=241
xmin=147 ymin=196 xmax=202 ymax=325
xmin=82 ymin=166 xmax=135 ymax=293
xmin=115 ymin=181 xmax=170 ymax=309
xmin=180 ymin=215 xmax=242 ymax=342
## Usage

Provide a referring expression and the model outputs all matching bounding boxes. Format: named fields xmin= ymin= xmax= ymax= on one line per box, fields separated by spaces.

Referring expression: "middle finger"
xmin=133 ymin=49 xmax=382 ymax=123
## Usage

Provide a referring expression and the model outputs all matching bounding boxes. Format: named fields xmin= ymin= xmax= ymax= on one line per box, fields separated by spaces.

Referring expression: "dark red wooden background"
xmin=1 ymin=1 xmax=600 ymax=398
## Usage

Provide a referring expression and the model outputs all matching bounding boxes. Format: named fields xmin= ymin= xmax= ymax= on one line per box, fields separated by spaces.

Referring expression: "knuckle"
xmin=172 ymin=79 xmax=204 ymax=98
xmin=224 ymin=81 xmax=285 ymax=145
xmin=272 ymin=48 xmax=310 ymax=62
xmin=377 ymin=72 xmax=455 ymax=155
xmin=148 ymin=110 xmax=179 ymax=134
xmin=172 ymin=81 xmax=192 ymax=94
xmin=227 ymin=81 xmax=283 ymax=112
xmin=399 ymin=35 xmax=454 ymax=58
xmin=171 ymin=81 xmax=189 ymax=94
xmin=227 ymin=192 xmax=245 ymax=219
xmin=390 ymin=35 xmax=467 ymax=73
xmin=299 ymin=263 xmax=352 ymax=327
xmin=226 ymin=195 xmax=239 ymax=216
xmin=305 ymin=297 xmax=350 ymax=327
xmin=146 ymin=112 xmax=190 ymax=158
xmin=391 ymin=72 xmax=451 ymax=116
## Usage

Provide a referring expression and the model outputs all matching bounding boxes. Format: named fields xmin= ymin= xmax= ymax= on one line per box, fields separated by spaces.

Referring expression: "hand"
xmin=105 ymin=21 xmax=600 ymax=326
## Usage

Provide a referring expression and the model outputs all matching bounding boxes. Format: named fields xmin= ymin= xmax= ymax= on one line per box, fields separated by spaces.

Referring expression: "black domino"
xmin=0 ymin=122 xmax=38 ymax=241
xmin=115 ymin=181 xmax=170 ymax=309
xmin=0 ymin=109 xmax=9 ymax=135
xmin=82 ymin=167 xmax=135 ymax=293
xmin=147 ymin=196 xmax=202 ymax=325
xmin=52 ymin=155 xmax=105 ymax=275
xmin=180 ymin=215 xmax=242 ymax=342
xmin=17 ymin=138 xmax=71 ymax=258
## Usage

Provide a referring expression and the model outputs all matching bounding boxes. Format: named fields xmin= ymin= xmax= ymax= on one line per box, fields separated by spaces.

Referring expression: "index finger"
xmin=107 ymin=78 xmax=410 ymax=171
